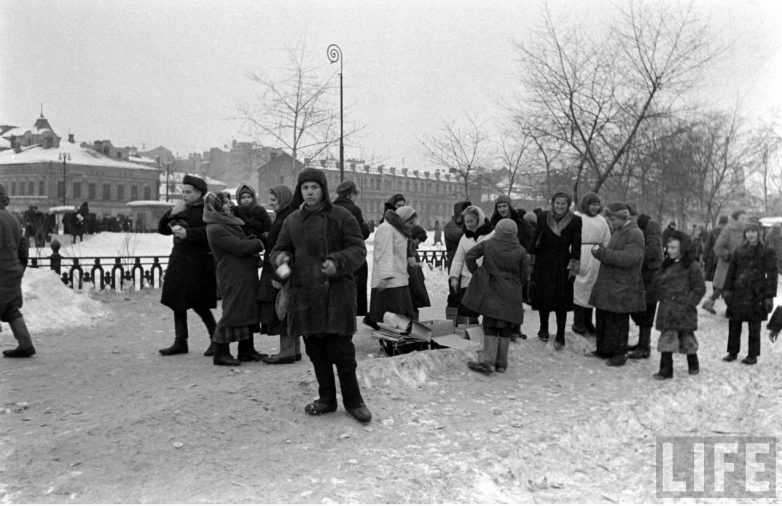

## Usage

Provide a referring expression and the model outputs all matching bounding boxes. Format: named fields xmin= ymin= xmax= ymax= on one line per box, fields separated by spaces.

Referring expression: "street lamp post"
xmin=327 ymin=43 xmax=344 ymax=182
xmin=58 ymin=152 xmax=71 ymax=205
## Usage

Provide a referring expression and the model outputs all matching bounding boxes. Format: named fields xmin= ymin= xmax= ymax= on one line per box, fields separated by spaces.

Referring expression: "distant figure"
xmin=703 ymin=210 xmax=748 ymax=314
xmin=703 ymin=215 xmax=728 ymax=282
xmin=433 ymin=220 xmax=443 ymax=246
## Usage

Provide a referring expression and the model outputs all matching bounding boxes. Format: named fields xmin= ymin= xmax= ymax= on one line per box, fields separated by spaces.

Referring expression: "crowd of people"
xmin=1 ymin=173 xmax=780 ymax=426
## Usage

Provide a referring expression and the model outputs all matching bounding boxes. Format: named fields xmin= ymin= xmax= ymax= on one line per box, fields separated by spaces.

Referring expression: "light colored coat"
xmin=371 ymin=222 xmax=409 ymax=289
xmin=573 ymin=211 xmax=611 ymax=307
xmin=712 ymin=218 xmax=745 ymax=290
xmin=449 ymin=230 xmax=494 ymax=289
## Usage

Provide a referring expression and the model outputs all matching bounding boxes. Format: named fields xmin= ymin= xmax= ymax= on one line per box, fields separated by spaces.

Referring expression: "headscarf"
xmin=236 ymin=184 xmax=258 ymax=207
xmin=494 ymin=218 xmax=519 ymax=244
xmin=203 ymin=191 xmax=244 ymax=226
xmin=579 ymin=192 xmax=602 ymax=217
xmin=270 ymin=185 xmax=293 ymax=215
xmin=662 ymin=230 xmax=697 ymax=269
xmin=547 ymin=191 xmax=574 ymax=236
xmin=461 ymin=205 xmax=486 ymax=232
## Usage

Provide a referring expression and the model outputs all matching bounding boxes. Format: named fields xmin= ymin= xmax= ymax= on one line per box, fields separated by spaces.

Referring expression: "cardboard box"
xmin=376 ymin=312 xmax=412 ymax=335
xmin=410 ymin=319 xmax=455 ymax=342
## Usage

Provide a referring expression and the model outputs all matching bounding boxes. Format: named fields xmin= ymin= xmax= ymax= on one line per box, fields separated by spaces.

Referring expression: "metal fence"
xmin=29 ymin=248 xmax=449 ymax=291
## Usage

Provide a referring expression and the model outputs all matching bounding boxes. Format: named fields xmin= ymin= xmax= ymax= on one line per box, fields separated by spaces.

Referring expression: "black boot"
xmin=2 ymin=317 xmax=36 ymax=358
xmin=160 ymin=311 xmax=188 ymax=355
xmin=305 ymin=360 xmax=338 ymax=415
xmin=687 ymin=354 xmax=699 ymax=375
xmin=213 ymin=342 xmax=240 ymax=366
xmin=583 ymin=307 xmax=596 ymax=334
xmin=653 ymin=352 xmax=673 ymax=379
xmin=203 ymin=342 xmax=216 ymax=357
xmin=237 ymin=336 xmax=267 ymax=362
xmin=194 ymin=307 xmax=217 ymax=356
xmin=628 ymin=327 xmax=651 ymax=359
xmin=337 ymin=365 xmax=372 ymax=423
xmin=572 ymin=306 xmax=587 ymax=335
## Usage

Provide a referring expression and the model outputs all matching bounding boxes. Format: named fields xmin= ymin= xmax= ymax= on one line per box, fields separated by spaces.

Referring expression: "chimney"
xmin=304 ymin=157 xmax=311 ymax=166
xmin=68 ymin=133 xmax=75 ymax=143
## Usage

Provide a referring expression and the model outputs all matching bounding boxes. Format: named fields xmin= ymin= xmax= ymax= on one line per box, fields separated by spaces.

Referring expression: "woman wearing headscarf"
xmin=530 ymin=191 xmax=582 ymax=349
xmin=204 ymin=192 xmax=265 ymax=366
xmin=258 ymin=185 xmax=301 ymax=364
xmin=449 ymin=205 xmax=494 ymax=323
xmin=572 ymin=193 xmax=611 ymax=336
xmin=365 ymin=206 xmax=418 ymax=329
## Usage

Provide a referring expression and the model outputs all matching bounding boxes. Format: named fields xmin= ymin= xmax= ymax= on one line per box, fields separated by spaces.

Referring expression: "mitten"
xmin=764 ymin=298 xmax=774 ymax=315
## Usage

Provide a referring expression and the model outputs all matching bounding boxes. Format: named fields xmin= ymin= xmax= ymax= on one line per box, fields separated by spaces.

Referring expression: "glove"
xmin=764 ymin=298 xmax=774 ymax=315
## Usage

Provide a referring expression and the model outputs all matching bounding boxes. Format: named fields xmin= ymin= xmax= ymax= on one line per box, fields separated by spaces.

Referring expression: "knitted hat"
xmin=495 ymin=218 xmax=518 ymax=241
xmin=182 ymin=174 xmax=207 ymax=195
xmin=605 ymin=202 xmax=631 ymax=220
xmin=494 ymin=195 xmax=512 ymax=208
xmin=523 ymin=211 xmax=537 ymax=225
xmin=290 ymin=168 xmax=330 ymax=208
xmin=395 ymin=205 xmax=417 ymax=223
xmin=336 ymin=180 xmax=357 ymax=198
xmin=0 ymin=183 xmax=8 ymax=209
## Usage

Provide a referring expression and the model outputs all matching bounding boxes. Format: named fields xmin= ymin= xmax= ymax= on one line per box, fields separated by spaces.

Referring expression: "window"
xmin=117 ymin=185 xmax=125 ymax=201
xmin=88 ymin=183 xmax=97 ymax=200
xmin=130 ymin=185 xmax=138 ymax=200
xmin=144 ymin=186 xmax=151 ymax=200
xmin=73 ymin=182 xmax=82 ymax=199
xmin=28 ymin=181 xmax=34 ymax=195
xmin=39 ymin=181 xmax=45 ymax=195
xmin=102 ymin=184 xmax=111 ymax=201
xmin=57 ymin=182 xmax=64 ymax=198
xmin=10 ymin=182 xmax=16 ymax=195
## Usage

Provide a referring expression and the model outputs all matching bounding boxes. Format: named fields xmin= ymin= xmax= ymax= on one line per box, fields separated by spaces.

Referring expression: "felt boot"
xmin=237 ymin=336 xmax=267 ymax=362
xmin=337 ymin=365 xmax=371 ymax=423
xmin=687 ymin=353 xmax=700 ymax=374
xmin=213 ymin=343 xmax=240 ymax=366
xmin=159 ymin=311 xmax=188 ymax=355
xmin=628 ymin=327 xmax=651 ymax=359
xmin=305 ymin=361 xmax=338 ymax=415
xmin=2 ymin=317 xmax=36 ymax=358
xmin=653 ymin=352 xmax=673 ymax=379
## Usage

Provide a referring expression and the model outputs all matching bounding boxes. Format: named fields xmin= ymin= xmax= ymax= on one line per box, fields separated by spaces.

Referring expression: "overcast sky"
xmin=2 ymin=0 xmax=781 ymax=171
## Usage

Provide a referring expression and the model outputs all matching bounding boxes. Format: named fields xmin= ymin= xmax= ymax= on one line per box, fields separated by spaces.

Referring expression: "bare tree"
xmin=748 ymin=124 xmax=782 ymax=215
xmin=514 ymin=0 xmax=716 ymax=197
xmin=237 ymin=45 xmax=345 ymax=171
xmin=421 ymin=115 xmax=489 ymax=201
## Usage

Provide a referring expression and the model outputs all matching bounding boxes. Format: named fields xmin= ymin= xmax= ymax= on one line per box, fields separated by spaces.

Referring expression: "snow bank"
xmin=21 ymin=269 xmax=109 ymax=333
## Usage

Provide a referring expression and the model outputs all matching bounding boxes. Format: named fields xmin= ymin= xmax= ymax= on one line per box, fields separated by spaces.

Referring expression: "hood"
xmin=290 ymin=168 xmax=331 ymax=210
xmin=235 ymin=184 xmax=258 ymax=207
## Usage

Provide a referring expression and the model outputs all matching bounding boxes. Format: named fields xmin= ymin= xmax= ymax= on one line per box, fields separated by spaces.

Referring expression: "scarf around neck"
xmin=383 ymin=209 xmax=411 ymax=238
xmin=547 ymin=210 xmax=573 ymax=236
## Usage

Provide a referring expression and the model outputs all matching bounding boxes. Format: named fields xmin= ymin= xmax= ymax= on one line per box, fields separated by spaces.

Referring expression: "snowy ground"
xmin=2 ymin=232 xmax=781 ymax=502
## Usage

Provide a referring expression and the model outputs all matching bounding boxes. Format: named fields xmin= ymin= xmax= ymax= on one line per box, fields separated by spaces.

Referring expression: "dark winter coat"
xmin=530 ymin=211 xmax=582 ymax=312
xmin=159 ymin=202 xmax=217 ymax=310
xmin=724 ymin=241 xmax=778 ymax=322
xmin=272 ymin=203 xmax=367 ymax=337
xmin=655 ymin=261 xmax=707 ymax=332
xmin=257 ymin=204 xmax=294 ymax=304
xmin=766 ymin=227 xmax=782 ymax=273
xmin=637 ymin=214 xmax=663 ymax=303
xmin=444 ymin=200 xmax=471 ymax=269
xmin=232 ymin=184 xmax=272 ymax=243
xmin=333 ymin=195 xmax=370 ymax=316
xmin=461 ymin=236 xmax=530 ymax=324
xmin=206 ymin=220 xmax=264 ymax=327
xmin=0 ymin=209 xmax=26 ymax=306
xmin=702 ymin=225 xmax=722 ymax=281
xmin=590 ymin=220 xmax=646 ymax=313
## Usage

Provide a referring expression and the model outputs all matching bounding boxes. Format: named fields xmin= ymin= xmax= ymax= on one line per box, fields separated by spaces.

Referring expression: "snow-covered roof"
xmin=127 ymin=200 xmax=175 ymax=208
xmin=0 ymin=140 xmax=160 ymax=171
xmin=128 ymin=154 xmax=159 ymax=165
xmin=159 ymin=171 xmax=226 ymax=186
xmin=310 ymin=160 xmax=452 ymax=182
xmin=1 ymin=126 xmax=27 ymax=139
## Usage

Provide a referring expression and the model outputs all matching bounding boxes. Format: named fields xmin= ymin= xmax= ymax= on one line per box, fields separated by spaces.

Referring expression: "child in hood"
xmin=232 ymin=184 xmax=272 ymax=244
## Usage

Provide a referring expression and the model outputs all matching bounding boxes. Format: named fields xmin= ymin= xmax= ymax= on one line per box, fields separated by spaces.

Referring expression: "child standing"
xmin=652 ymin=231 xmax=706 ymax=379
xmin=461 ymin=219 xmax=530 ymax=373
xmin=722 ymin=221 xmax=778 ymax=365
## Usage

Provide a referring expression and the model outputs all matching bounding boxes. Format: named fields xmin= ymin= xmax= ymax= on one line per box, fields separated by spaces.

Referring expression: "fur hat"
xmin=290 ymin=168 xmax=330 ymax=208
xmin=744 ymin=221 xmax=761 ymax=233
xmin=182 ymin=174 xmax=207 ymax=195
xmin=494 ymin=218 xmax=518 ymax=241
xmin=604 ymin=202 xmax=631 ymax=220
xmin=0 ymin=183 xmax=8 ymax=209
xmin=395 ymin=205 xmax=417 ymax=223
xmin=494 ymin=195 xmax=512 ymax=208
xmin=336 ymin=180 xmax=358 ymax=198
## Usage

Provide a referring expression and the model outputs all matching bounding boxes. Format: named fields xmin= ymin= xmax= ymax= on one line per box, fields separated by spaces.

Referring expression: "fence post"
xmin=49 ymin=239 xmax=62 ymax=274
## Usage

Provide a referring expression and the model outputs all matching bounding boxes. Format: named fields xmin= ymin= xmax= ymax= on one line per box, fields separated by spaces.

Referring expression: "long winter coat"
xmin=206 ymin=219 xmax=264 ymax=327
xmin=573 ymin=211 xmax=611 ymax=307
xmin=655 ymin=261 xmax=706 ymax=332
xmin=449 ymin=220 xmax=494 ymax=289
xmin=444 ymin=200 xmax=471 ymax=269
xmin=0 ymin=209 xmax=26 ymax=308
xmin=589 ymin=220 xmax=646 ymax=314
xmin=702 ymin=225 xmax=722 ymax=281
xmin=530 ymin=211 xmax=582 ymax=312
xmin=334 ymin=195 xmax=370 ymax=316
xmin=724 ymin=241 xmax=778 ymax=322
xmin=461 ymin=236 xmax=530 ymax=324
xmin=637 ymin=214 xmax=663 ymax=303
xmin=271 ymin=203 xmax=367 ymax=337
xmin=159 ymin=202 xmax=217 ymax=311
xmin=257 ymin=205 xmax=294 ymax=305
xmin=371 ymin=221 xmax=409 ymax=288
xmin=713 ymin=218 xmax=745 ymax=290
xmin=490 ymin=200 xmax=534 ymax=251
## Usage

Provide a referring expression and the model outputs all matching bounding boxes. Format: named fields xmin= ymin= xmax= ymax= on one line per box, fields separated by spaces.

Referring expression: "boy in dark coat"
xmin=0 ymin=184 xmax=35 ymax=358
xmin=627 ymin=205 xmax=663 ymax=359
xmin=271 ymin=169 xmax=371 ymax=423
xmin=333 ymin=180 xmax=370 ymax=317
xmin=157 ymin=174 xmax=218 ymax=357
xmin=589 ymin=203 xmax=646 ymax=366
xmin=462 ymin=219 xmax=530 ymax=373
xmin=653 ymin=231 xmax=706 ymax=379
xmin=232 ymin=184 xmax=272 ymax=244
xmin=722 ymin=221 xmax=778 ymax=365
xmin=204 ymin=192 xmax=265 ymax=366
